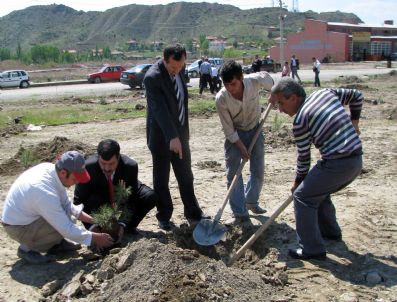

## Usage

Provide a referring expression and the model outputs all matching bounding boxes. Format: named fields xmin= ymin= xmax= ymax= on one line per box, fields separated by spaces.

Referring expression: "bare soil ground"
xmin=0 ymin=73 xmax=396 ymax=302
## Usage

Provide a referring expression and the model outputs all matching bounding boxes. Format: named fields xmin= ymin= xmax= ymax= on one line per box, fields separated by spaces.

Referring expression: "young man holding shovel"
xmin=1 ymin=151 xmax=114 ymax=264
xmin=269 ymin=78 xmax=363 ymax=260
xmin=215 ymin=60 xmax=274 ymax=224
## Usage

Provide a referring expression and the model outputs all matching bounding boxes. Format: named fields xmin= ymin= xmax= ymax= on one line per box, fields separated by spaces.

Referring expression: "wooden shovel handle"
xmin=228 ymin=195 xmax=293 ymax=266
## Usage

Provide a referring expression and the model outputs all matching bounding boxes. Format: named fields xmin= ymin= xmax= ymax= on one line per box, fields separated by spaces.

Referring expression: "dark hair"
xmin=163 ymin=44 xmax=186 ymax=62
xmin=271 ymin=77 xmax=306 ymax=101
xmin=219 ymin=60 xmax=243 ymax=83
xmin=97 ymin=139 xmax=120 ymax=160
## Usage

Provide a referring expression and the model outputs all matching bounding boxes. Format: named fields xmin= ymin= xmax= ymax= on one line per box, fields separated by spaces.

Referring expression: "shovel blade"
xmin=193 ymin=218 xmax=227 ymax=246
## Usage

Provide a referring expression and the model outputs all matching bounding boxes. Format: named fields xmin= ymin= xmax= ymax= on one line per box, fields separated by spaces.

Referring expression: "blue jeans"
xmin=224 ymin=125 xmax=264 ymax=217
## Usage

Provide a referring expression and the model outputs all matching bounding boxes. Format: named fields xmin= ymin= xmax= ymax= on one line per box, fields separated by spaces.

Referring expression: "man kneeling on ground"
xmin=74 ymin=139 xmax=158 ymax=240
xmin=1 ymin=151 xmax=114 ymax=264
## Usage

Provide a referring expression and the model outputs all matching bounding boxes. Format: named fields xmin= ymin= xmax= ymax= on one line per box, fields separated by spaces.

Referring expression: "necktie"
xmin=107 ymin=175 xmax=115 ymax=208
xmin=172 ymin=76 xmax=185 ymax=125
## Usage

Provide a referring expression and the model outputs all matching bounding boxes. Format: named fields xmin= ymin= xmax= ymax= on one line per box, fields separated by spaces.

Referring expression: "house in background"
xmin=270 ymin=19 xmax=397 ymax=63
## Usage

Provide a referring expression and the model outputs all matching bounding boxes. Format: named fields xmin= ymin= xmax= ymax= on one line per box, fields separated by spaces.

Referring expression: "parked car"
xmin=120 ymin=64 xmax=152 ymax=89
xmin=187 ymin=58 xmax=224 ymax=78
xmin=88 ymin=65 xmax=125 ymax=83
xmin=0 ymin=70 xmax=30 ymax=88
xmin=390 ymin=52 xmax=397 ymax=61
xmin=243 ymin=59 xmax=281 ymax=74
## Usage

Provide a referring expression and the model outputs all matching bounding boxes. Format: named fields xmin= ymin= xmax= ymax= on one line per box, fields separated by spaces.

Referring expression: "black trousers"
xmin=199 ymin=74 xmax=214 ymax=94
xmin=151 ymin=139 xmax=203 ymax=222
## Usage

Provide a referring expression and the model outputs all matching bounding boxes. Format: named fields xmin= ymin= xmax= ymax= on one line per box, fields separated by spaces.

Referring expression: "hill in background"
xmin=0 ymin=3 xmax=362 ymax=51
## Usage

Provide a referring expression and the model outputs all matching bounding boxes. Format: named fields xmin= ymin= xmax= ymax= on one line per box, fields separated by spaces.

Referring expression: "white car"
xmin=187 ymin=58 xmax=224 ymax=78
xmin=0 ymin=70 xmax=30 ymax=88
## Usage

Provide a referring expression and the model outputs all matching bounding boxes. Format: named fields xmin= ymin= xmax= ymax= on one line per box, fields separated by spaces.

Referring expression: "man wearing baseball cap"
xmin=1 ymin=150 xmax=114 ymax=264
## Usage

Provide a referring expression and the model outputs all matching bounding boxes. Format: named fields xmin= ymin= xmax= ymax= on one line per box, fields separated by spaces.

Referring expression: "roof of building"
xmin=328 ymin=22 xmax=397 ymax=29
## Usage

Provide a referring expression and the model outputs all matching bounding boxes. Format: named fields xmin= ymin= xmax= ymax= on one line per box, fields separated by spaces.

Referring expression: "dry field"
xmin=0 ymin=72 xmax=396 ymax=302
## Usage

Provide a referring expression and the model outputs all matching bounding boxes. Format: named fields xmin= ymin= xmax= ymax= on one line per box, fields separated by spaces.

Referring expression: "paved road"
xmin=0 ymin=67 xmax=394 ymax=102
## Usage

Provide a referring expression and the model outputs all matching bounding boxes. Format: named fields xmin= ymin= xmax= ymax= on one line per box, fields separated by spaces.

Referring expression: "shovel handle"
xmin=228 ymin=195 xmax=293 ymax=266
xmin=216 ymin=103 xmax=273 ymax=221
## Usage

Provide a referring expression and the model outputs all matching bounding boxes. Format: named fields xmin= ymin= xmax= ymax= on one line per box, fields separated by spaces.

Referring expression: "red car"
xmin=87 ymin=65 xmax=126 ymax=83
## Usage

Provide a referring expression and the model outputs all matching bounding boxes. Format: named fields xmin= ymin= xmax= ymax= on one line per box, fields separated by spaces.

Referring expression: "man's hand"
xmin=235 ymin=140 xmax=249 ymax=161
xmin=291 ymin=181 xmax=299 ymax=193
xmin=170 ymin=137 xmax=183 ymax=159
xmin=91 ymin=232 xmax=114 ymax=248
xmin=351 ymin=119 xmax=361 ymax=136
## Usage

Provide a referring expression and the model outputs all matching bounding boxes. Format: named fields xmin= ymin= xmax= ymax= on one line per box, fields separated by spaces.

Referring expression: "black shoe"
xmin=288 ymin=248 xmax=326 ymax=260
xmin=47 ymin=239 xmax=81 ymax=254
xmin=158 ymin=220 xmax=172 ymax=231
xmin=17 ymin=247 xmax=53 ymax=264
xmin=322 ymin=234 xmax=342 ymax=241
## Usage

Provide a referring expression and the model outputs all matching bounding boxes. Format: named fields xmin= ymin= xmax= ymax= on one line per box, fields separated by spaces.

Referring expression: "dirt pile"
xmin=0 ymin=136 xmax=96 ymax=176
xmin=51 ymin=223 xmax=292 ymax=302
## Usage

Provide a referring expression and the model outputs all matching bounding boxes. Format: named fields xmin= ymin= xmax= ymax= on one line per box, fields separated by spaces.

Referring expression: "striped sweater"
xmin=293 ymin=88 xmax=363 ymax=183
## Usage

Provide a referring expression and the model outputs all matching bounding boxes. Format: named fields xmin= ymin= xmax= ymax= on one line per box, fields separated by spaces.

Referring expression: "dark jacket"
xmin=74 ymin=154 xmax=141 ymax=221
xmin=143 ymin=59 xmax=190 ymax=152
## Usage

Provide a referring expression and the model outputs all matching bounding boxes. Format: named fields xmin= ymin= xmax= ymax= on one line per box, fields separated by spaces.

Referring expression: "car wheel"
xmin=129 ymin=84 xmax=135 ymax=89
xmin=140 ymin=82 xmax=145 ymax=90
xmin=191 ymin=71 xmax=198 ymax=78
xmin=94 ymin=77 xmax=101 ymax=84
xmin=20 ymin=81 xmax=30 ymax=88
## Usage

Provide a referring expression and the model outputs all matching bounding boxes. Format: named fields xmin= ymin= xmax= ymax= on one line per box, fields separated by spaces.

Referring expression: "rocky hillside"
xmin=0 ymin=3 xmax=362 ymax=51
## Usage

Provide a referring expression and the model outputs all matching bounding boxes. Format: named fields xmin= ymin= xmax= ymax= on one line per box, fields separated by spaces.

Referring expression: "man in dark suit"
xmin=74 ymin=139 xmax=157 ymax=238
xmin=143 ymin=44 xmax=206 ymax=230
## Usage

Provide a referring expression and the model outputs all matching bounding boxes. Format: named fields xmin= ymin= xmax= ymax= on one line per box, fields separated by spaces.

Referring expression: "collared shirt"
xmin=199 ymin=61 xmax=212 ymax=75
xmin=1 ymin=163 xmax=92 ymax=246
xmin=293 ymin=88 xmax=363 ymax=182
xmin=215 ymin=72 xmax=274 ymax=143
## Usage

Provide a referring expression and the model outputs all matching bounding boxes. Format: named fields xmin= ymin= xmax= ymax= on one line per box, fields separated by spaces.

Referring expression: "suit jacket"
xmin=74 ymin=154 xmax=141 ymax=217
xmin=143 ymin=59 xmax=190 ymax=152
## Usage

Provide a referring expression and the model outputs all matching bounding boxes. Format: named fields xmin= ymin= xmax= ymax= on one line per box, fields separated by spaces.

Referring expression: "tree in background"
xmin=0 ymin=48 xmax=11 ymax=61
xmin=16 ymin=42 xmax=23 ymax=60
xmin=30 ymin=45 xmax=60 ymax=64
xmin=103 ymin=46 xmax=111 ymax=59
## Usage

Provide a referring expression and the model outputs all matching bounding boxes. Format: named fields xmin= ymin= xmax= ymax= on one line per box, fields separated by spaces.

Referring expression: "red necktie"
xmin=107 ymin=175 xmax=115 ymax=208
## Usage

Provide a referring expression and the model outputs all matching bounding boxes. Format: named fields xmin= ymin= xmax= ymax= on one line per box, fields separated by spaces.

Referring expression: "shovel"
xmin=193 ymin=103 xmax=273 ymax=246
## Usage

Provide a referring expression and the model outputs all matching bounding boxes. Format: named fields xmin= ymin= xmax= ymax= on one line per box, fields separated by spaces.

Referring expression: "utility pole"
xmin=278 ymin=0 xmax=285 ymax=65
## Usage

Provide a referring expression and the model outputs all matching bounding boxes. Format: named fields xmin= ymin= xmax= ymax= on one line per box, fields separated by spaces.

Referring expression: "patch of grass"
xmin=0 ymin=102 xmax=145 ymax=129
xmin=272 ymin=113 xmax=284 ymax=131
xmin=20 ymin=148 xmax=37 ymax=169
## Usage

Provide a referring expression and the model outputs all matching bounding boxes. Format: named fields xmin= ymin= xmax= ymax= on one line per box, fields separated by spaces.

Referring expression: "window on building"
xmin=371 ymin=41 xmax=392 ymax=55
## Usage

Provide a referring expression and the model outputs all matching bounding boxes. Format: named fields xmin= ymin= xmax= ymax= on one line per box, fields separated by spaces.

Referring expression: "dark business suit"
xmin=74 ymin=154 xmax=157 ymax=230
xmin=143 ymin=59 xmax=203 ymax=222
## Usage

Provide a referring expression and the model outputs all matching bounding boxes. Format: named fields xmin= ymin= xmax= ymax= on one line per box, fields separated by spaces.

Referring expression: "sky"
xmin=0 ymin=0 xmax=395 ymax=25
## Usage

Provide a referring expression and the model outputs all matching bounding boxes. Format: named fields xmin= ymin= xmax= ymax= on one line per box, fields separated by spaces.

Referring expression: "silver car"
xmin=0 ymin=70 xmax=30 ymax=88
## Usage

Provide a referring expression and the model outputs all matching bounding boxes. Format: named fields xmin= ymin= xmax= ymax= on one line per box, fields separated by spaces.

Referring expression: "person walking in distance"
xmin=290 ymin=55 xmax=301 ymax=83
xmin=312 ymin=57 xmax=321 ymax=87
xmin=199 ymin=57 xmax=214 ymax=94
xmin=143 ymin=44 xmax=208 ymax=231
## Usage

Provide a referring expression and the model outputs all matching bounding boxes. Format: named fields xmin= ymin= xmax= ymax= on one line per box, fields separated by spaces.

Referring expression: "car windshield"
xmin=99 ymin=66 xmax=108 ymax=72
xmin=128 ymin=65 xmax=148 ymax=72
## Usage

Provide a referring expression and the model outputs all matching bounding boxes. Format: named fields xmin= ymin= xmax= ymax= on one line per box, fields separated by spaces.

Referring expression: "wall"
xmin=270 ymin=19 xmax=349 ymax=63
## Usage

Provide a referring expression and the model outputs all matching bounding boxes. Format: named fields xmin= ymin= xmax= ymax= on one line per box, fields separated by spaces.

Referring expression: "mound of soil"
xmin=0 ymin=136 xmax=96 ymax=176
xmin=52 ymin=223 xmax=292 ymax=302
xmin=264 ymin=125 xmax=295 ymax=148
xmin=0 ymin=124 xmax=27 ymax=139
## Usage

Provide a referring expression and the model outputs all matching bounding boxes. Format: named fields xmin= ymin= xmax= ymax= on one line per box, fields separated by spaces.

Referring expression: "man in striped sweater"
xmin=270 ymin=78 xmax=363 ymax=260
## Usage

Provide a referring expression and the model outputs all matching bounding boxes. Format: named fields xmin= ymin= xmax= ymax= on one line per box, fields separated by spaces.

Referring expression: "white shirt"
xmin=215 ymin=72 xmax=274 ymax=143
xmin=313 ymin=59 xmax=321 ymax=71
xmin=1 ymin=163 xmax=92 ymax=246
